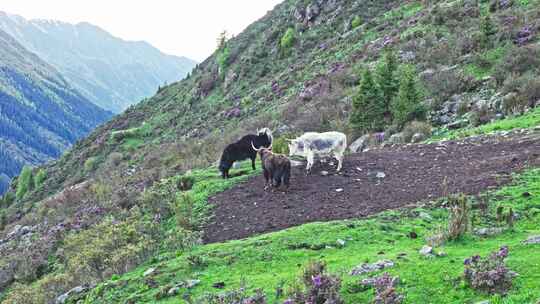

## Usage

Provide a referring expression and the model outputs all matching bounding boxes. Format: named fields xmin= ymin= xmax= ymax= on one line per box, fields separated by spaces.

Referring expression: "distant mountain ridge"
xmin=0 ymin=28 xmax=112 ymax=193
xmin=0 ymin=11 xmax=197 ymax=113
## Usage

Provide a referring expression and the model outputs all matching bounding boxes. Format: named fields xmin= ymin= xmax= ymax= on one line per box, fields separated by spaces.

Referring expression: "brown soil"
xmin=203 ymin=132 xmax=540 ymax=244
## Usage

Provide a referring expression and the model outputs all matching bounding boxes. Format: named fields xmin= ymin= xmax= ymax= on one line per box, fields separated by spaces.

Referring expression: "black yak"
xmin=218 ymin=128 xmax=273 ymax=178
xmin=251 ymin=142 xmax=291 ymax=190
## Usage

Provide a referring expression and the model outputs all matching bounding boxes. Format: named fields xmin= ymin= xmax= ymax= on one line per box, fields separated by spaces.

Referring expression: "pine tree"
xmin=350 ymin=69 xmax=384 ymax=134
xmin=375 ymin=50 xmax=400 ymax=121
xmin=480 ymin=14 xmax=497 ymax=49
xmin=391 ymin=65 xmax=425 ymax=128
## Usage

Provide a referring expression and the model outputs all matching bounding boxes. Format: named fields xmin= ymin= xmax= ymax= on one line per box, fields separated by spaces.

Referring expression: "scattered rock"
xmin=474 ymin=301 xmax=490 ymax=304
xmin=212 ymin=282 xmax=225 ymax=289
xmin=321 ymin=170 xmax=329 ymax=176
xmin=388 ymin=133 xmax=405 ymax=144
xmin=336 ymin=188 xmax=344 ymax=192
xmin=437 ymin=251 xmax=448 ymax=257
xmin=419 ymin=245 xmax=434 ymax=257
xmin=349 ymin=134 xmax=370 ymax=153
xmin=186 ymin=279 xmax=201 ymax=289
xmin=168 ymin=286 xmax=181 ymax=296
xmin=418 ymin=212 xmax=433 ymax=221
xmin=523 ymin=235 xmax=540 ymax=245
xmin=376 ymin=172 xmax=386 ymax=179
xmin=474 ymin=227 xmax=505 ymax=237
xmin=411 ymin=133 xmax=426 ymax=143
xmin=447 ymin=119 xmax=468 ymax=130
xmin=143 ymin=268 xmax=156 ymax=277
xmin=55 ymin=285 xmax=88 ymax=304
xmin=350 ymin=260 xmax=394 ymax=276
xmin=336 ymin=239 xmax=346 ymax=247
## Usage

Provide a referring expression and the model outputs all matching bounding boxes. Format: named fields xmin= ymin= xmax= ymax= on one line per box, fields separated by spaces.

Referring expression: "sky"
xmin=0 ymin=0 xmax=283 ymax=62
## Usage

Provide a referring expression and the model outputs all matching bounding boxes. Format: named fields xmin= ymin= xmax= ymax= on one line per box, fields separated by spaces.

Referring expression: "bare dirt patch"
xmin=204 ymin=133 xmax=540 ymax=243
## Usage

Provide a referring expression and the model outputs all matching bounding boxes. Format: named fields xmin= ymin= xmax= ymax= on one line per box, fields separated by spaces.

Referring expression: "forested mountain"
xmin=0 ymin=12 xmax=197 ymax=113
xmin=0 ymin=28 xmax=112 ymax=193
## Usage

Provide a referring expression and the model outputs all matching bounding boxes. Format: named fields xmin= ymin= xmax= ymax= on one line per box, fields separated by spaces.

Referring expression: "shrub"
xmin=90 ymin=182 xmax=113 ymax=203
xmin=106 ymin=152 xmax=124 ymax=167
xmin=470 ymin=102 xmax=495 ymax=126
xmin=217 ymin=46 xmax=230 ymax=75
xmin=281 ymin=28 xmax=296 ymax=53
xmin=174 ymin=193 xmax=198 ymax=230
xmin=15 ymin=166 xmax=33 ymax=200
xmin=285 ymin=261 xmax=343 ymax=304
xmin=2 ymin=283 xmax=45 ymax=304
xmin=463 ymin=246 xmax=518 ymax=294
xmin=401 ymin=121 xmax=432 ymax=142
xmin=63 ymin=216 xmax=158 ymax=284
xmin=517 ymin=73 xmax=540 ymax=107
xmin=502 ymin=92 xmax=528 ymax=115
xmin=372 ymin=273 xmax=404 ymax=304
xmin=350 ymin=69 xmax=385 ymax=134
xmin=197 ymin=288 xmax=267 ymax=304
xmin=33 ymin=169 xmax=46 ymax=190
xmin=493 ymin=45 xmax=540 ymax=84
xmin=272 ymin=136 xmax=291 ymax=155
xmin=480 ymin=14 xmax=497 ymax=48
xmin=391 ymin=65 xmax=426 ymax=128
xmin=446 ymin=194 xmax=471 ymax=240
xmin=351 ymin=16 xmax=363 ymax=29
xmin=84 ymin=157 xmax=98 ymax=173
xmin=177 ymin=175 xmax=196 ymax=191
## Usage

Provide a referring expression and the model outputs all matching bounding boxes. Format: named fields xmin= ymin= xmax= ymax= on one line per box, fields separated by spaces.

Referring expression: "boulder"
xmin=143 ymin=267 xmax=156 ymax=277
xmin=474 ymin=227 xmax=505 ymax=237
xmin=350 ymin=259 xmax=394 ymax=275
xmin=411 ymin=133 xmax=427 ymax=143
xmin=419 ymin=245 xmax=434 ymax=256
xmin=388 ymin=133 xmax=405 ymax=144
xmin=349 ymin=134 xmax=370 ymax=153
xmin=523 ymin=235 xmax=540 ymax=245
xmin=56 ymin=285 xmax=88 ymax=304
xmin=305 ymin=3 xmax=321 ymax=21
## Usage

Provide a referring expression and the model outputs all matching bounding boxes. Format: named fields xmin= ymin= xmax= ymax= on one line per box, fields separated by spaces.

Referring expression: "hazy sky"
xmin=0 ymin=0 xmax=283 ymax=61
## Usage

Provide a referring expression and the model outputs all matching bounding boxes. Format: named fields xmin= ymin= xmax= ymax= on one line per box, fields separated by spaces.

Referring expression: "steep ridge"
xmin=1 ymin=0 xmax=540 ymax=302
xmin=0 ymin=12 xmax=197 ymax=113
xmin=0 ymin=29 xmax=112 ymax=193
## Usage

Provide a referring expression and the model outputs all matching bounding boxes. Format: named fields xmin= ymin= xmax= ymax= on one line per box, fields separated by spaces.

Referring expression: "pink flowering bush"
xmin=372 ymin=273 xmax=404 ymax=304
xmin=463 ymin=246 xmax=518 ymax=294
xmin=284 ymin=261 xmax=343 ymax=304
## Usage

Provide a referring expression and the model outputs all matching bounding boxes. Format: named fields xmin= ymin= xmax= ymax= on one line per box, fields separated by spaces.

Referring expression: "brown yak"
xmin=251 ymin=142 xmax=291 ymax=190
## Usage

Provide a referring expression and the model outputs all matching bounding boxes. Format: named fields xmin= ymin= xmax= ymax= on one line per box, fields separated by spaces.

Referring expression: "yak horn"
xmin=251 ymin=141 xmax=262 ymax=152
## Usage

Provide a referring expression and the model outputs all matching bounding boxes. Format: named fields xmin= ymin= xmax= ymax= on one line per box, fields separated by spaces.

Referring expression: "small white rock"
xmin=336 ymin=188 xmax=344 ymax=192
xmin=143 ymin=268 xmax=156 ymax=277
xmin=419 ymin=245 xmax=434 ymax=256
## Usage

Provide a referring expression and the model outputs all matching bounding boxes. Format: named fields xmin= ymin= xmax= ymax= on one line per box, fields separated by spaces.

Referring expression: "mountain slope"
xmin=1 ymin=0 xmax=540 ymax=302
xmin=0 ymin=12 xmax=197 ymax=113
xmin=0 ymin=28 xmax=112 ymax=193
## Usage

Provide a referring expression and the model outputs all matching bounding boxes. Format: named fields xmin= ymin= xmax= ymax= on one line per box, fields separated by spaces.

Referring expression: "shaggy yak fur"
xmin=252 ymin=143 xmax=291 ymax=190
xmin=219 ymin=128 xmax=272 ymax=178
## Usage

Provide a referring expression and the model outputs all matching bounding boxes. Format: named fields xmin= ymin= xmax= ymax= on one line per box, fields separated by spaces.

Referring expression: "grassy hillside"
xmin=1 ymin=0 xmax=540 ymax=302
xmin=79 ymin=168 xmax=540 ymax=304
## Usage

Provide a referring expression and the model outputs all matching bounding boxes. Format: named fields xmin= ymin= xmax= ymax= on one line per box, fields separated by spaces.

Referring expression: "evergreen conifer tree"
xmin=350 ymin=69 xmax=384 ymax=134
